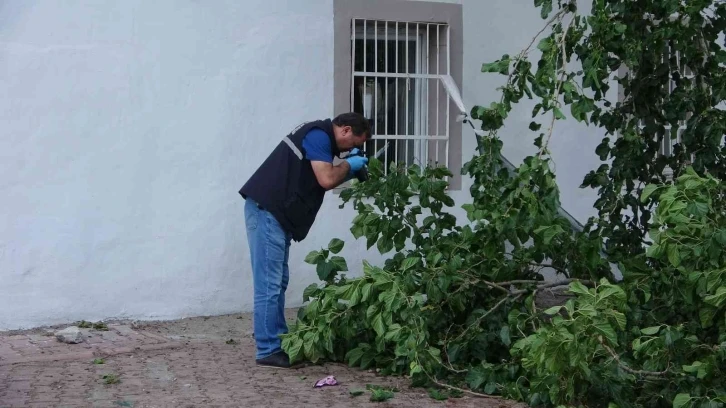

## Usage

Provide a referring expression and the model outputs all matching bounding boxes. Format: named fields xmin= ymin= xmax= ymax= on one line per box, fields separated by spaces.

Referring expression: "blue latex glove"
xmin=348 ymin=147 xmax=361 ymax=156
xmin=345 ymin=155 xmax=368 ymax=176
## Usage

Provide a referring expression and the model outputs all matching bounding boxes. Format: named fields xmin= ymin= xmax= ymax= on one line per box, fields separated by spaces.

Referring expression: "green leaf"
xmin=481 ymin=57 xmax=511 ymax=75
xmin=687 ymin=201 xmax=709 ymax=217
xmin=553 ymin=107 xmax=566 ymax=120
xmin=304 ymin=250 xmax=323 ymax=265
xmin=329 ymin=256 xmax=349 ymax=272
xmin=303 ymin=331 xmax=315 ymax=361
xmin=593 ymin=321 xmax=618 ymax=345
xmin=361 ymin=282 xmax=373 ymax=302
xmin=646 ymin=243 xmax=664 ymax=258
xmin=380 ymin=290 xmax=397 ymax=312
xmin=540 ymin=0 xmax=553 ymax=19
xmin=345 ymin=347 xmax=365 ymax=366
xmin=534 ymin=225 xmax=564 ymax=245
xmin=371 ymin=313 xmax=386 ymax=337
xmin=328 ymin=238 xmax=344 ymax=254
xmin=667 ymin=245 xmax=682 ymax=267
xmin=572 ymin=98 xmax=595 ymax=123
xmin=569 ymin=281 xmax=591 ymax=297
xmin=704 ymin=287 xmax=726 ymax=308
xmin=401 ymin=257 xmax=420 ymax=272
xmin=641 ymin=184 xmax=659 ymax=202
xmin=484 ymin=382 xmax=497 ymax=394
xmin=544 ymin=306 xmax=562 ymax=316
xmin=377 ymin=236 xmax=394 ymax=254
xmin=714 ymin=229 xmax=726 ymax=245
xmin=384 ymin=323 xmax=403 ymax=341
xmin=466 ymin=367 xmax=487 ymax=390
xmin=316 ymin=262 xmax=335 ymax=281
xmin=537 ymin=37 xmax=553 ymax=52
xmin=673 ymin=393 xmax=691 ymax=408
xmin=432 ymin=252 xmax=443 ymax=266
xmin=428 ymin=389 xmax=448 ymax=401
xmin=500 ymin=326 xmax=511 ymax=346
xmin=700 ymin=307 xmax=716 ymax=328
xmin=682 ymin=361 xmax=709 ymax=380
xmin=302 ymin=284 xmax=319 ymax=302
xmin=287 ymin=338 xmax=303 ymax=363
xmin=640 ymin=326 xmax=661 ymax=335
xmin=370 ymin=389 xmax=394 ymax=402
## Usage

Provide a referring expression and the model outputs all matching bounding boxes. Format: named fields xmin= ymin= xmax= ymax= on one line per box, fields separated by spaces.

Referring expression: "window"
xmin=350 ymin=19 xmax=451 ymax=175
xmin=333 ymin=0 xmax=463 ymax=190
xmin=620 ymin=46 xmax=695 ymax=159
xmin=618 ymin=44 xmax=697 ymax=182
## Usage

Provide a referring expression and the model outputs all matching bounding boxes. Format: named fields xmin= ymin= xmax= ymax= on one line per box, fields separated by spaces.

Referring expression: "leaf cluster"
xmin=282 ymin=0 xmax=726 ymax=407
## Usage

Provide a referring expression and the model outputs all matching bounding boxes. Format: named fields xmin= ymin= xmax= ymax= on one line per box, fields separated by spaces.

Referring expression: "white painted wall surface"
xmin=0 ymin=0 xmax=359 ymax=330
xmin=1 ymin=0 xmax=610 ymax=330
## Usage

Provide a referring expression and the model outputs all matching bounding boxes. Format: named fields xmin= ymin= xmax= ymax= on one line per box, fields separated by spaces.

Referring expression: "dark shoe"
xmin=256 ymin=350 xmax=292 ymax=368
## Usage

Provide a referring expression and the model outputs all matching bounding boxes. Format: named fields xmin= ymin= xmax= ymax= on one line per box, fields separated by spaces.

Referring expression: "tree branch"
xmin=427 ymin=374 xmax=504 ymax=400
xmin=482 ymin=280 xmax=511 ymax=294
xmin=598 ymin=337 xmax=670 ymax=377
xmin=493 ymin=7 xmax=570 ymax=126
xmin=510 ymin=278 xmax=592 ymax=296
xmin=540 ymin=9 xmax=578 ymax=156
xmin=452 ymin=294 xmax=523 ymax=342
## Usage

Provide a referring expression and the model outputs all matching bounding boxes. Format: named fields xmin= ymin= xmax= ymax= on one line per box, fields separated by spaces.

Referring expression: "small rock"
xmin=55 ymin=326 xmax=83 ymax=344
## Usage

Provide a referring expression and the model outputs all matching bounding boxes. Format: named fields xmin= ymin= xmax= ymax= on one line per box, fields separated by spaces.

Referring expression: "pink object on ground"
xmin=314 ymin=375 xmax=339 ymax=388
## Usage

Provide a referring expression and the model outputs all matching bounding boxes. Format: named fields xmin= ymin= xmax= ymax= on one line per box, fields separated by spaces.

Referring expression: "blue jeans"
xmin=244 ymin=198 xmax=292 ymax=359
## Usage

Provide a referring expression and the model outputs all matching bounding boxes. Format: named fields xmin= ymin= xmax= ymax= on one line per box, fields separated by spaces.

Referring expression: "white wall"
xmin=0 ymin=0 xmax=609 ymax=330
xmin=0 ymin=0 xmax=365 ymax=330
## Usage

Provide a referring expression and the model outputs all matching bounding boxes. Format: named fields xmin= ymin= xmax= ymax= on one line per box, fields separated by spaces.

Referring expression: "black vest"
xmin=239 ymin=119 xmax=339 ymax=242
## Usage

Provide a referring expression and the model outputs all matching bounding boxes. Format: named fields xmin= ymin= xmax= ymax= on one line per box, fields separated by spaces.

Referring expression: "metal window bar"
xmin=633 ymin=45 xmax=694 ymax=159
xmin=351 ymin=19 xmax=451 ymax=174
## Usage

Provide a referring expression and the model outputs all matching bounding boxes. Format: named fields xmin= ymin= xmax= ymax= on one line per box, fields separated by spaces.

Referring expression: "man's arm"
xmin=310 ymin=160 xmax=352 ymax=190
xmin=302 ymin=128 xmax=355 ymax=190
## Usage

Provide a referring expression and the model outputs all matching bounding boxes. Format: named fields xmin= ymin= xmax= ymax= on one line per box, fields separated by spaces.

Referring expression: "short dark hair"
xmin=333 ymin=112 xmax=372 ymax=139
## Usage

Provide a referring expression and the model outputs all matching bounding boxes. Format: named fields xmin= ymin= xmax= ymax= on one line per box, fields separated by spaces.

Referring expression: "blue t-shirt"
xmin=302 ymin=128 xmax=333 ymax=163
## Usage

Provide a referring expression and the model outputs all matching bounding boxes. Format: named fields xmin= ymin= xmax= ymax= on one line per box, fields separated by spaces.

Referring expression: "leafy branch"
xmin=598 ymin=337 xmax=671 ymax=378
xmin=283 ymin=1 xmax=726 ymax=407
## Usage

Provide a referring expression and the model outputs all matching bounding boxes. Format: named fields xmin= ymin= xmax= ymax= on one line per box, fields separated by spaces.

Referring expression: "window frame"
xmin=333 ymin=0 xmax=464 ymax=191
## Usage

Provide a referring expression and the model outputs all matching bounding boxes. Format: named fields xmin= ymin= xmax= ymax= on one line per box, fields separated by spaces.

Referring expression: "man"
xmin=238 ymin=112 xmax=371 ymax=368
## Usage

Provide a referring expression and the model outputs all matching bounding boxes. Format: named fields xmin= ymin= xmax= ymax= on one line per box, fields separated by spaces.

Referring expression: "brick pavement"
xmin=0 ymin=313 xmax=517 ymax=408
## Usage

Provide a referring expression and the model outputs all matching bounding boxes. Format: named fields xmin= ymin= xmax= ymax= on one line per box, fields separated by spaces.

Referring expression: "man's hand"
xmin=310 ymin=160 xmax=352 ymax=190
xmin=345 ymin=155 xmax=368 ymax=175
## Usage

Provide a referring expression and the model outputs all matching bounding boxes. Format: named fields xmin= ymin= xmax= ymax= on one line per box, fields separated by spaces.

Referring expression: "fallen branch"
xmin=510 ymin=279 xmax=593 ymax=296
xmin=482 ymin=280 xmax=511 ymax=294
xmin=428 ymin=375 xmax=504 ymax=400
xmin=447 ymin=279 xmax=592 ymax=347
xmin=540 ymin=7 xmax=578 ymax=157
xmin=598 ymin=337 xmax=670 ymax=377
xmin=452 ymin=294 xmax=523 ymax=343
